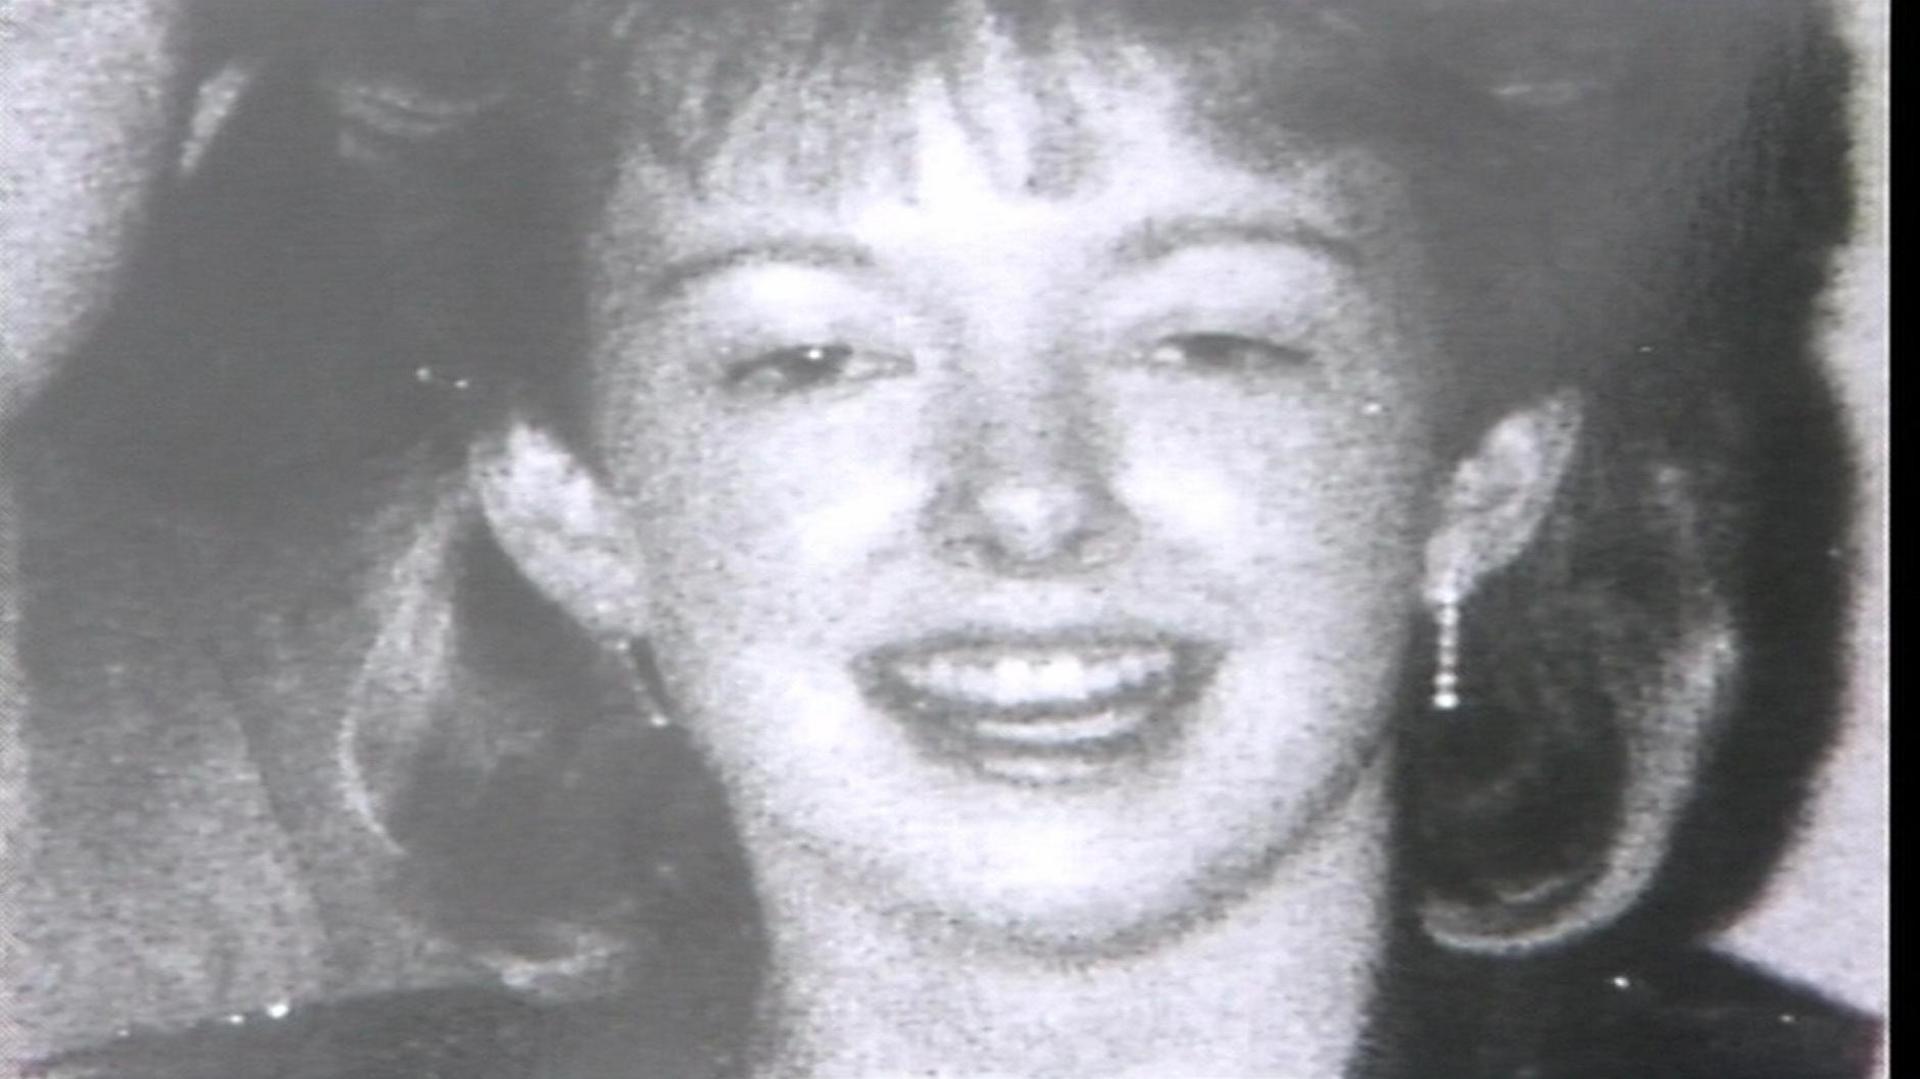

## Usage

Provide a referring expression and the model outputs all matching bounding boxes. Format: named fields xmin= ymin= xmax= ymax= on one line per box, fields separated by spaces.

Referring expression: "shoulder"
xmin=21 ymin=987 xmax=556 ymax=1079
xmin=1464 ymin=947 xmax=1883 ymax=1079
xmin=26 ymin=949 xmax=1878 ymax=1079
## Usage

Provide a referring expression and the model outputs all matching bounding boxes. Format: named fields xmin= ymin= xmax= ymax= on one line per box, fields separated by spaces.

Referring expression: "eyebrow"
xmin=1108 ymin=214 xmax=1362 ymax=268
xmin=647 ymin=237 xmax=874 ymax=300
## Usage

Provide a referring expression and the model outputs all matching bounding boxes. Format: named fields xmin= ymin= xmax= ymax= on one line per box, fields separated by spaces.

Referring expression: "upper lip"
xmin=855 ymin=629 xmax=1221 ymax=719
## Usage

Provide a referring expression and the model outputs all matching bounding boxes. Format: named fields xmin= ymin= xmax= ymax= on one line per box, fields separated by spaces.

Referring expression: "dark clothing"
xmin=27 ymin=945 xmax=1878 ymax=1078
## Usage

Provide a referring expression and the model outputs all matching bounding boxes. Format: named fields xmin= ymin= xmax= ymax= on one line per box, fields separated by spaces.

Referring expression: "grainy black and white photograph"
xmin=0 ymin=1 xmax=1887 ymax=1076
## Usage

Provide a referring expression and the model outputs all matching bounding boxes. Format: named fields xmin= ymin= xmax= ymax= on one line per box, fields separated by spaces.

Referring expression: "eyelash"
xmin=721 ymin=343 xmax=915 ymax=397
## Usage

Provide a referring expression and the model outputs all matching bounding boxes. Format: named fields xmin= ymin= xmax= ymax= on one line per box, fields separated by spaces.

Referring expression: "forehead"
xmin=597 ymin=38 xmax=1405 ymax=265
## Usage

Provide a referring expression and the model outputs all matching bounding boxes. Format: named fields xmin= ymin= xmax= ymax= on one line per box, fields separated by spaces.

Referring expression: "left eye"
xmin=720 ymin=343 xmax=914 ymax=397
xmin=1142 ymin=333 xmax=1312 ymax=374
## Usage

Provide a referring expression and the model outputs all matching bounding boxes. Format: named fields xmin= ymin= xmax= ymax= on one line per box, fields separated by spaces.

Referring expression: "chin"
xmin=883 ymin=824 xmax=1275 ymax=961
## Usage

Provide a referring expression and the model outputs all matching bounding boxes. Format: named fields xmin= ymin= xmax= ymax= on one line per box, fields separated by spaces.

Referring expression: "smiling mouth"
xmin=857 ymin=633 xmax=1221 ymax=785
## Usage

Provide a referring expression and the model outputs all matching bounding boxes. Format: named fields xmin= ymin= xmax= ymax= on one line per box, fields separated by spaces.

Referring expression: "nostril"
xmin=1066 ymin=509 xmax=1138 ymax=567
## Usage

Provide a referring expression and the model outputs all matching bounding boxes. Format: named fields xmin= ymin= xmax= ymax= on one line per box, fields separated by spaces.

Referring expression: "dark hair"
xmin=320 ymin=0 xmax=1850 ymax=440
xmin=50 ymin=0 xmax=1856 ymax=984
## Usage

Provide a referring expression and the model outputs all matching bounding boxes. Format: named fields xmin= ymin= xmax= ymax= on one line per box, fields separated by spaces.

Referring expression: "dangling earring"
xmin=1432 ymin=584 xmax=1462 ymax=712
xmin=621 ymin=638 xmax=674 ymax=731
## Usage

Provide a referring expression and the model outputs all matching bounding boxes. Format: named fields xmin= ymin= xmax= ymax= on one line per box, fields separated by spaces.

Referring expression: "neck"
xmin=741 ymin=760 xmax=1396 ymax=1079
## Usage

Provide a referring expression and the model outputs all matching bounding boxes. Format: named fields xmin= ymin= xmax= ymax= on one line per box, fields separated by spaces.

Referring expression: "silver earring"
xmin=1432 ymin=586 xmax=1462 ymax=712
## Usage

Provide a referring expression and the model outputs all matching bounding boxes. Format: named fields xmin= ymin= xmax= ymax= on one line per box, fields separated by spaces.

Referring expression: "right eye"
xmin=720 ymin=343 xmax=914 ymax=397
xmin=1141 ymin=332 xmax=1313 ymax=376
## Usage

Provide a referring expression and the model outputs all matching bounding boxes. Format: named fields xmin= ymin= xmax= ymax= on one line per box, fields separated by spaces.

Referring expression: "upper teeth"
xmin=889 ymin=647 xmax=1177 ymax=710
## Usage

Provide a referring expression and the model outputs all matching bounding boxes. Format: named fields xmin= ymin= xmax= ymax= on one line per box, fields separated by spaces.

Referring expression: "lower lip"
xmin=869 ymin=684 xmax=1196 ymax=787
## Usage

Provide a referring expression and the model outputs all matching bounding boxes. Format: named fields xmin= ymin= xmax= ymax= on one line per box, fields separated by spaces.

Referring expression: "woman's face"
xmin=581 ymin=62 xmax=1445 ymax=950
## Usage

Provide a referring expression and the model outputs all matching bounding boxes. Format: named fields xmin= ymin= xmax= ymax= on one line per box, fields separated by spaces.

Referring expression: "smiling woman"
xmin=499 ymin=61 xmax=1448 ymax=994
xmin=19 ymin=0 xmax=1877 ymax=1077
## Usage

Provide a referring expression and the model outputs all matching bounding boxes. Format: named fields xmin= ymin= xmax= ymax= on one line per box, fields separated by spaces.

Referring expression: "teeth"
xmin=891 ymin=646 xmax=1177 ymax=709
xmin=1036 ymin=655 xmax=1079 ymax=697
xmin=991 ymin=656 xmax=1032 ymax=705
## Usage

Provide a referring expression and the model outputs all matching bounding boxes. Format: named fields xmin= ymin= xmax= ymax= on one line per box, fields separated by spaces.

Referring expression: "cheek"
xmin=786 ymin=467 xmax=921 ymax=568
xmin=1114 ymin=382 xmax=1439 ymax=576
xmin=601 ymin=383 xmax=928 ymax=628
xmin=1121 ymin=456 xmax=1261 ymax=556
xmin=603 ymin=405 xmax=923 ymax=763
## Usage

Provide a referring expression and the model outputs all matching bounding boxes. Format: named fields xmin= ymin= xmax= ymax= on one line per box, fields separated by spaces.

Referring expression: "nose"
xmin=923 ymin=388 xmax=1139 ymax=578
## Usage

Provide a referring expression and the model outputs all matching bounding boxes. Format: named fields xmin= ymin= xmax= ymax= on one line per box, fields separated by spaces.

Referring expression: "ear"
xmin=471 ymin=421 xmax=650 ymax=639
xmin=1417 ymin=424 xmax=1738 ymax=954
xmin=1424 ymin=392 xmax=1584 ymax=605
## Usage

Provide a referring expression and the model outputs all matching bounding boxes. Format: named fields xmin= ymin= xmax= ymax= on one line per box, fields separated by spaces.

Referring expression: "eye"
xmin=1142 ymin=333 xmax=1312 ymax=375
xmin=721 ymin=343 xmax=914 ymax=397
